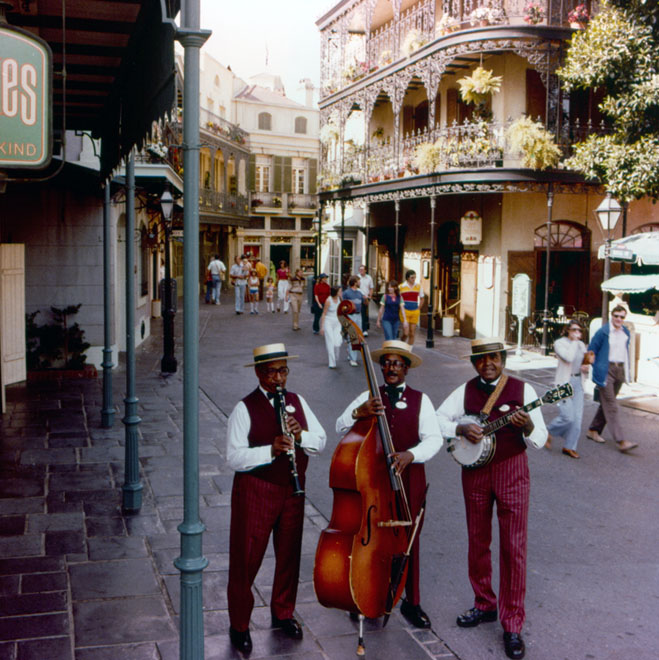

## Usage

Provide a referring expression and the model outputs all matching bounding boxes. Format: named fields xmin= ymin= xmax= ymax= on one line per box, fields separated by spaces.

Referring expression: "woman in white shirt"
xmin=546 ymin=320 xmax=588 ymax=458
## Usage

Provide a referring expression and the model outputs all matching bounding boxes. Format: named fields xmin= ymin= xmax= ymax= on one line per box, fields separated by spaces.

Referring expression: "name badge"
xmin=499 ymin=404 xmax=510 ymax=413
xmin=285 ymin=404 xmax=296 ymax=414
xmin=395 ymin=401 xmax=407 ymax=409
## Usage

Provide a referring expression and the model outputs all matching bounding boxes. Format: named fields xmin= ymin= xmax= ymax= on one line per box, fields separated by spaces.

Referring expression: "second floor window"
xmin=256 ymin=165 xmax=270 ymax=192
xmin=258 ymin=112 xmax=272 ymax=130
xmin=294 ymin=116 xmax=307 ymax=134
xmin=292 ymin=167 xmax=305 ymax=194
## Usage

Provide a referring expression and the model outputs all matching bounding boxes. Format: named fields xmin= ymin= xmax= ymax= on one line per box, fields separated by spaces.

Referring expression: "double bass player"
xmin=335 ymin=340 xmax=443 ymax=628
xmin=226 ymin=343 xmax=326 ymax=653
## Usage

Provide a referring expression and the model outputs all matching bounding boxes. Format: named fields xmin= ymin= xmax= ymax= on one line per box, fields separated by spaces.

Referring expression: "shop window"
xmin=250 ymin=216 xmax=265 ymax=230
xmin=300 ymin=217 xmax=313 ymax=231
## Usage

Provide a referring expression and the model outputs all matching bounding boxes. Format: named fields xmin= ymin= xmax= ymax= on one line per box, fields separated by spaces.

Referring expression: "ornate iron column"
xmin=122 ymin=152 xmax=143 ymax=513
xmin=394 ymin=197 xmax=400 ymax=280
xmin=426 ymin=196 xmax=436 ymax=348
xmin=540 ymin=186 xmax=553 ymax=356
xmin=340 ymin=199 xmax=346 ymax=277
xmin=101 ymin=181 xmax=114 ymax=428
xmin=174 ymin=1 xmax=211 ymax=656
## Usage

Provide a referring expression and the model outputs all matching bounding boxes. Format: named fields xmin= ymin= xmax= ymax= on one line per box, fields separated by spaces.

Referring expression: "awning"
xmin=601 ymin=274 xmax=659 ymax=293
xmin=6 ymin=0 xmax=180 ymax=177
xmin=598 ymin=232 xmax=659 ymax=266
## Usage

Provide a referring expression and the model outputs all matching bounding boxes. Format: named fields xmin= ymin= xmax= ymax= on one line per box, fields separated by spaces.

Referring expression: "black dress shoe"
xmin=271 ymin=616 xmax=303 ymax=639
xmin=503 ymin=632 xmax=525 ymax=659
xmin=229 ymin=627 xmax=252 ymax=654
xmin=400 ymin=599 xmax=432 ymax=629
xmin=456 ymin=606 xmax=497 ymax=628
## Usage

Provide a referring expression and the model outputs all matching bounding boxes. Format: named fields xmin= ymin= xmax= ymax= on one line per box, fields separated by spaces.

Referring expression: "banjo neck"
xmin=481 ymin=398 xmax=542 ymax=436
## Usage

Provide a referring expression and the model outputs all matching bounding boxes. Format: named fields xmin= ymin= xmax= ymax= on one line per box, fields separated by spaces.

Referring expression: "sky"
xmin=200 ymin=0 xmax=333 ymax=105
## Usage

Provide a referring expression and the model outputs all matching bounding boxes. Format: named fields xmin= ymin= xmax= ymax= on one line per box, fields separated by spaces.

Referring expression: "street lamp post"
xmin=540 ymin=187 xmax=553 ymax=356
xmin=160 ymin=187 xmax=177 ymax=374
xmin=595 ymin=193 xmax=622 ymax=322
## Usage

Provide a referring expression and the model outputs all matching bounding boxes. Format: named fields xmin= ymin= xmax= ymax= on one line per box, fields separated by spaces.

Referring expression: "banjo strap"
xmin=480 ymin=375 xmax=508 ymax=421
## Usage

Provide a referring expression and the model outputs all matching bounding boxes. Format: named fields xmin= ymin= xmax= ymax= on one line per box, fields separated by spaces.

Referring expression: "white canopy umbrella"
xmin=598 ymin=231 xmax=659 ymax=265
xmin=601 ymin=273 xmax=659 ymax=293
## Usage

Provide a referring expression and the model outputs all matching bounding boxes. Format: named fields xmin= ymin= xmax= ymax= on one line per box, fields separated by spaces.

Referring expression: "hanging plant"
xmin=457 ymin=66 xmax=503 ymax=105
xmin=402 ymin=28 xmax=428 ymax=57
xmin=412 ymin=142 xmax=440 ymax=174
xmin=506 ymin=116 xmax=562 ymax=170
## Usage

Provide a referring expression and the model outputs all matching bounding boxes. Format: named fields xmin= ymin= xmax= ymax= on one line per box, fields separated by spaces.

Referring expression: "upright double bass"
xmin=313 ymin=300 xmax=422 ymax=650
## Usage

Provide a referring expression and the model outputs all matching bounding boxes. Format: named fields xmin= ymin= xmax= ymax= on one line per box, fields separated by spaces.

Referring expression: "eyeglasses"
xmin=612 ymin=314 xmax=626 ymax=319
xmin=381 ymin=359 xmax=407 ymax=370
xmin=261 ymin=366 xmax=289 ymax=377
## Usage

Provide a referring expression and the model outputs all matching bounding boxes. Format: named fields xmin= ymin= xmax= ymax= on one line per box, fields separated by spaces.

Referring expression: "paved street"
xmin=1 ymin=296 xmax=657 ymax=659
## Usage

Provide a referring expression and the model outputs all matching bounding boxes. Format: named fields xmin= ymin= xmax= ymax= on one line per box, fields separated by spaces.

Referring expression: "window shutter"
xmin=308 ymin=158 xmax=317 ymax=194
xmin=273 ymin=156 xmax=283 ymax=191
xmin=283 ymin=157 xmax=292 ymax=193
xmin=248 ymin=154 xmax=256 ymax=191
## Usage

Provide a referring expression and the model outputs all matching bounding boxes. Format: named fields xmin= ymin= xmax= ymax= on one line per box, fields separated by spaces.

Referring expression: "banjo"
xmin=446 ymin=383 xmax=573 ymax=469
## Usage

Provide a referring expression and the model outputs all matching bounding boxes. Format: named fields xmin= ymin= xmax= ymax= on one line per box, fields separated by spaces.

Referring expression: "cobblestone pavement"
xmin=1 ymin=298 xmax=657 ymax=660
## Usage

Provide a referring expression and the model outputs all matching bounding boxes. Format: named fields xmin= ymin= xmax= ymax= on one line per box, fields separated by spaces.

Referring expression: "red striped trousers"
xmin=227 ymin=472 xmax=305 ymax=631
xmin=461 ymin=451 xmax=530 ymax=633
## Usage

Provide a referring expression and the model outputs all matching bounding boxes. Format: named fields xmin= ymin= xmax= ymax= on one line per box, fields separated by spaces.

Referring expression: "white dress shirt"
xmin=336 ymin=384 xmax=443 ymax=462
xmin=358 ymin=273 xmax=374 ymax=298
xmin=608 ymin=326 xmax=628 ymax=363
xmin=436 ymin=377 xmax=548 ymax=449
xmin=227 ymin=386 xmax=326 ymax=472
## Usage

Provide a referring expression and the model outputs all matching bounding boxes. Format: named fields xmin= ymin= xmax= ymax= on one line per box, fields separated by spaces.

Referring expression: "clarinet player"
xmin=226 ymin=343 xmax=326 ymax=653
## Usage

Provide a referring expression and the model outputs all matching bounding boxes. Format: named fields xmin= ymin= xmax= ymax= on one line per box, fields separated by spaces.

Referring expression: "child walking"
xmin=265 ymin=276 xmax=275 ymax=313
xmin=248 ymin=270 xmax=260 ymax=314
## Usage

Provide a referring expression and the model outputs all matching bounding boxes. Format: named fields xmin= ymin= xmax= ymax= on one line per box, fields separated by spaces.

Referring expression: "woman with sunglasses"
xmin=545 ymin=320 xmax=589 ymax=458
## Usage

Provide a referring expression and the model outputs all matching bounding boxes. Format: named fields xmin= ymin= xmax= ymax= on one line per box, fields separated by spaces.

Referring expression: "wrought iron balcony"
xmin=199 ymin=189 xmax=249 ymax=216
xmin=320 ymin=116 xmax=608 ymax=189
xmin=320 ymin=0 xmax=600 ymax=98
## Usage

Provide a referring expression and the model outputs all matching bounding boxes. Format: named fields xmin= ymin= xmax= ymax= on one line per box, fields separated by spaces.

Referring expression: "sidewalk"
xmin=0 ymin=302 xmax=459 ymax=660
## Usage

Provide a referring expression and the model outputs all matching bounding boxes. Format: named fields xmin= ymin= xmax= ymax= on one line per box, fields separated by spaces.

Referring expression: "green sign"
xmin=0 ymin=25 xmax=51 ymax=168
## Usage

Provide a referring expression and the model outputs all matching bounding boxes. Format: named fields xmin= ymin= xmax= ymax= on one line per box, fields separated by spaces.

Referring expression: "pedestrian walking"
xmin=545 ymin=320 xmax=589 ymax=458
xmin=400 ymin=270 xmax=424 ymax=346
xmin=357 ymin=264 xmax=374 ymax=336
xmin=226 ymin=343 xmax=326 ymax=653
xmin=265 ymin=276 xmax=275 ymax=313
xmin=319 ymin=285 xmax=342 ymax=368
xmin=230 ymin=256 xmax=247 ymax=315
xmin=376 ymin=280 xmax=408 ymax=340
xmin=342 ymin=275 xmax=364 ymax=366
xmin=207 ymin=254 xmax=226 ymax=305
xmin=336 ymin=340 xmax=443 ymax=628
xmin=312 ymin=274 xmax=331 ymax=334
xmin=247 ymin=270 xmax=260 ymax=315
xmin=288 ymin=269 xmax=306 ymax=331
xmin=276 ymin=260 xmax=290 ymax=313
xmin=436 ymin=338 xmax=548 ymax=660
xmin=586 ymin=304 xmax=638 ymax=453
xmin=255 ymin=258 xmax=268 ymax=299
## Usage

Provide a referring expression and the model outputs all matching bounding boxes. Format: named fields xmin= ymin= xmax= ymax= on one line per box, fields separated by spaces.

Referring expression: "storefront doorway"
xmin=270 ymin=244 xmax=291 ymax=271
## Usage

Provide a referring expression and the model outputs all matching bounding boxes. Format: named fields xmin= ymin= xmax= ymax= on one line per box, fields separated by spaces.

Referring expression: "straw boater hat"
xmin=244 ymin=343 xmax=298 ymax=368
xmin=371 ymin=340 xmax=422 ymax=369
xmin=463 ymin=337 xmax=514 ymax=359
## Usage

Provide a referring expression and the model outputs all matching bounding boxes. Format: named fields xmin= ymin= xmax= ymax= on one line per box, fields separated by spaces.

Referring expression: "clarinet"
xmin=275 ymin=386 xmax=305 ymax=496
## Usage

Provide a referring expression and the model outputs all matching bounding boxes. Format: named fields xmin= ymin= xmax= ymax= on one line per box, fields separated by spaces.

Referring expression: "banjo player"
xmin=435 ymin=338 xmax=547 ymax=660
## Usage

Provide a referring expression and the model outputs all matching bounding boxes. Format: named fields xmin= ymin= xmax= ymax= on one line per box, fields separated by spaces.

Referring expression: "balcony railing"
xmin=199 ymin=189 xmax=249 ymax=216
xmin=134 ymin=144 xmax=181 ymax=173
xmin=250 ymin=192 xmax=283 ymax=210
xmin=320 ymin=117 xmax=608 ymax=188
xmin=200 ymin=108 xmax=249 ymax=147
xmin=288 ymin=193 xmax=317 ymax=211
xmin=322 ymin=0 xmax=600 ymax=97
xmin=250 ymin=192 xmax=317 ymax=212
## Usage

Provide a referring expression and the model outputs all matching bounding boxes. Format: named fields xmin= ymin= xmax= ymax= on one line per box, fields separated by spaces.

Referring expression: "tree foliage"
xmin=557 ymin=0 xmax=659 ymax=201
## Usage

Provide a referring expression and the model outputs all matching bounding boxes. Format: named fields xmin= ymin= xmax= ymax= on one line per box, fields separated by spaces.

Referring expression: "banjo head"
xmin=447 ymin=434 xmax=496 ymax=469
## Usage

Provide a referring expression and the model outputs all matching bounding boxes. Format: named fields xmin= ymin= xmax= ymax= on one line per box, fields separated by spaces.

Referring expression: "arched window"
xmin=632 ymin=223 xmax=659 ymax=234
xmin=534 ymin=220 xmax=590 ymax=249
xmin=214 ymin=75 xmax=220 ymax=88
xmin=258 ymin=112 xmax=272 ymax=130
xmin=294 ymin=116 xmax=307 ymax=134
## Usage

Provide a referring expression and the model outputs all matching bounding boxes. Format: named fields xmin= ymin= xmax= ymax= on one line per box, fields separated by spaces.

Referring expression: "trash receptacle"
xmin=442 ymin=316 xmax=454 ymax=337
